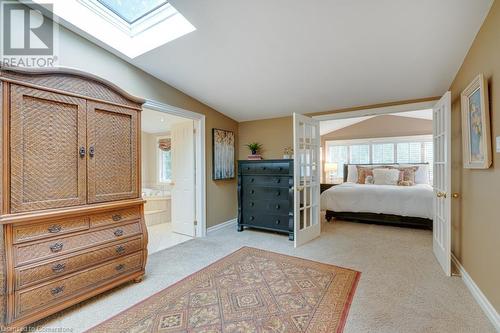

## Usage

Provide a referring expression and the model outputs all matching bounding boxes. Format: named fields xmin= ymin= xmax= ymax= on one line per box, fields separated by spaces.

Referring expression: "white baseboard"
xmin=207 ymin=218 xmax=237 ymax=234
xmin=452 ymin=254 xmax=500 ymax=331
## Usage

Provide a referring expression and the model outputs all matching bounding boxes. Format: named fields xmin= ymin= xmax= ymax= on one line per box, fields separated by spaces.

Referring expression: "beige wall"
xmin=321 ymin=115 xmax=432 ymax=142
xmin=238 ymin=117 xmax=293 ymax=159
xmin=449 ymin=0 xmax=500 ymax=312
xmin=54 ymin=24 xmax=238 ymax=228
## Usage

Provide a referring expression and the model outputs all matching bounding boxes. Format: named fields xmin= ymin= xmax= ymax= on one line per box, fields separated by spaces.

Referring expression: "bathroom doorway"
xmin=141 ymin=103 xmax=205 ymax=254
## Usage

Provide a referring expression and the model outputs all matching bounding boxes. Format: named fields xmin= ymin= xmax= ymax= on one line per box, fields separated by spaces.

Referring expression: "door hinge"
xmin=194 ymin=220 xmax=198 ymax=226
xmin=193 ymin=128 xmax=196 ymax=134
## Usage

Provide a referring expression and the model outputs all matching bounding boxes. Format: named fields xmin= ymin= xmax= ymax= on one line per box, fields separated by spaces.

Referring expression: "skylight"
xmin=31 ymin=0 xmax=196 ymax=58
xmin=97 ymin=0 xmax=169 ymax=24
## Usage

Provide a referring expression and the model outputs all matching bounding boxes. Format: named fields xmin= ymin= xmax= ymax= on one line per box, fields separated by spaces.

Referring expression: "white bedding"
xmin=320 ymin=183 xmax=433 ymax=219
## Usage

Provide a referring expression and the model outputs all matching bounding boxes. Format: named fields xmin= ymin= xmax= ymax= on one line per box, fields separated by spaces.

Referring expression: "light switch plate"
xmin=496 ymin=136 xmax=500 ymax=153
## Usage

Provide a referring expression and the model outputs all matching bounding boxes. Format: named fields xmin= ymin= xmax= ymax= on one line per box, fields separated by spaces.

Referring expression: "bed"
xmin=321 ymin=163 xmax=433 ymax=229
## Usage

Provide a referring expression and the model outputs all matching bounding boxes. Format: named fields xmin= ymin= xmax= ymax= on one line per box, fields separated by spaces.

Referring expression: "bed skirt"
xmin=325 ymin=210 xmax=432 ymax=230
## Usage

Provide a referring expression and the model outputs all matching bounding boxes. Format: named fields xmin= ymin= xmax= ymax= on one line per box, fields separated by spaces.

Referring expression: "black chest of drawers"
xmin=237 ymin=159 xmax=294 ymax=240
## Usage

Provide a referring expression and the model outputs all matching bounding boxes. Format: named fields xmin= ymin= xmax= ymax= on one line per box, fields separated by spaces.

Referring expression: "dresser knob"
xmin=51 ymin=286 xmax=65 ymax=296
xmin=112 ymin=214 xmax=122 ymax=221
xmin=251 ymin=190 xmax=255 ymax=194
xmin=275 ymin=204 xmax=280 ymax=209
xmin=250 ymin=202 xmax=254 ymax=207
xmin=275 ymin=220 xmax=280 ymax=225
xmin=47 ymin=225 xmax=62 ymax=233
xmin=50 ymin=242 xmax=63 ymax=253
xmin=250 ymin=178 xmax=255 ymax=182
xmin=52 ymin=263 xmax=66 ymax=273
xmin=115 ymin=264 xmax=125 ymax=271
xmin=276 ymin=178 xmax=281 ymax=183
xmin=275 ymin=191 xmax=281 ymax=196
xmin=250 ymin=216 xmax=255 ymax=221
xmin=116 ymin=245 xmax=126 ymax=254
xmin=114 ymin=229 xmax=124 ymax=237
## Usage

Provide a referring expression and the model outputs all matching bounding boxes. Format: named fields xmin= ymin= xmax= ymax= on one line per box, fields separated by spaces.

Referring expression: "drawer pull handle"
xmin=250 ymin=178 xmax=255 ymax=182
xmin=116 ymin=245 xmax=126 ymax=254
xmin=251 ymin=190 xmax=255 ymax=194
xmin=275 ymin=191 xmax=281 ymax=196
xmin=250 ymin=202 xmax=254 ymax=207
xmin=51 ymin=286 xmax=65 ymax=296
xmin=50 ymin=242 xmax=63 ymax=253
xmin=48 ymin=225 xmax=62 ymax=233
xmin=276 ymin=178 xmax=281 ymax=183
xmin=112 ymin=214 xmax=122 ymax=221
xmin=275 ymin=204 xmax=280 ymax=209
xmin=89 ymin=145 xmax=95 ymax=158
xmin=52 ymin=263 xmax=66 ymax=273
xmin=250 ymin=216 xmax=255 ymax=221
xmin=114 ymin=229 xmax=124 ymax=237
xmin=115 ymin=264 xmax=125 ymax=271
xmin=79 ymin=146 xmax=86 ymax=158
xmin=275 ymin=220 xmax=281 ymax=225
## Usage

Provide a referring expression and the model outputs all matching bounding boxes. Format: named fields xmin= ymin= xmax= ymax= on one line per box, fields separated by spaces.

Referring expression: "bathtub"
xmin=142 ymin=188 xmax=171 ymax=226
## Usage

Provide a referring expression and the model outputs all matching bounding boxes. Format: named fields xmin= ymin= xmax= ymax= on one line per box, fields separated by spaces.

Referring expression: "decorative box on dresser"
xmin=0 ymin=66 xmax=148 ymax=329
xmin=237 ymin=159 xmax=294 ymax=240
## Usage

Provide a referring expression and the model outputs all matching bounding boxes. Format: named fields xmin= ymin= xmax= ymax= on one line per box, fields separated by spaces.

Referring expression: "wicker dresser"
xmin=0 ymin=67 xmax=148 ymax=329
xmin=237 ymin=159 xmax=294 ymax=240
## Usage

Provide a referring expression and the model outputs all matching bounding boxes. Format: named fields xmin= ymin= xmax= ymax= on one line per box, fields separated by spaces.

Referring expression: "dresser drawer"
xmin=13 ymin=217 xmax=90 ymax=244
xmin=240 ymin=162 xmax=290 ymax=175
xmin=243 ymin=199 xmax=289 ymax=215
xmin=242 ymin=176 xmax=290 ymax=188
xmin=14 ymin=222 xmax=142 ymax=266
xmin=15 ymin=252 xmax=143 ymax=319
xmin=90 ymin=206 xmax=141 ymax=227
xmin=243 ymin=186 xmax=290 ymax=200
xmin=15 ymin=236 xmax=143 ymax=289
xmin=241 ymin=213 xmax=289 ymax=231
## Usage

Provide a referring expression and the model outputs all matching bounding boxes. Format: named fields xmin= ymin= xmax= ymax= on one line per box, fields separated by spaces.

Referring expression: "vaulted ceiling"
xmin=64 ymin=0 xmax=495 ymax=122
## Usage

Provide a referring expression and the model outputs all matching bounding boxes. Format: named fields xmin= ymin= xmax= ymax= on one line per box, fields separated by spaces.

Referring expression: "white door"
xmin=433 ymin=92 xmax=452 ymax=276
xmin=171 ymin=120 xmax=196 ymax=237
xmin=293 ymin=113 xmax=321 ymax=247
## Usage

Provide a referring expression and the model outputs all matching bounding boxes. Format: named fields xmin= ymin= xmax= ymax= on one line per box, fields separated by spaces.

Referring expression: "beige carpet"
xmin=32 ymin=219 xmax=496 ymax=332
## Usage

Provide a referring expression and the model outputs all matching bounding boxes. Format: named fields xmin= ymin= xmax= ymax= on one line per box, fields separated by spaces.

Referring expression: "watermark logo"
xmin=1 ymin=1 xmax=58 ymax=67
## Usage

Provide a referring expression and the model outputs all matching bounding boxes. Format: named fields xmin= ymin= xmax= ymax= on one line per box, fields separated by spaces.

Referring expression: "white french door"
xmin=171 ymin=120 xmax=196 ymax=237
xmin=432 ymin=92 xmax=452 ymax=276
xmin=293 ymin=113 xmax=321 ymax=247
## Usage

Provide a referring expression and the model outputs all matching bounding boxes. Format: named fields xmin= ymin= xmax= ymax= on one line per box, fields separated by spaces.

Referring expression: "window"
xmin=158 ymin=138 xmax=172 ymax=183
xmin=97 ymin=0 xmax=169 ymax=24
xmin=325 ymin=135 xmax=433 ymax=183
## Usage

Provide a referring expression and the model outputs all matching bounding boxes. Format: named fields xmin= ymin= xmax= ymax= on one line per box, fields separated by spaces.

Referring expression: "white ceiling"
xmin=141 ymin=108 xmax=189 ymax=133
xmin=319 ymin=108 xmax=432 ymax=135
xmin=60 ymin=0 xmax=493 ymax=122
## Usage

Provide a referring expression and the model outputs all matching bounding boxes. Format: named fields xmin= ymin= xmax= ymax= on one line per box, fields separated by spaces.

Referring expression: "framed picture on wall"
xmin=213 ymin=128 xmax=235 ymax=180
xmin=461 ymin=74 xmax=492 ymax=169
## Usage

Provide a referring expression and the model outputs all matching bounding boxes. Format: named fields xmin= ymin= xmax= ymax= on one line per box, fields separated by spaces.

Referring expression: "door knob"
xmin=436 ymin=191 xmax=447 ymax=198
xmin=452 ymin=193 xmax=460 ymax=199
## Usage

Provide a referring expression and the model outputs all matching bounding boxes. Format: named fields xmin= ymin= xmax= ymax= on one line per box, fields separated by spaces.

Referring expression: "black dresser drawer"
xmin=241 ymin=213 xmax=289 ymax=231
xmin=242 ymin=175 xmax=290 ymax=188
xmin=243 ymin=186 xmax=289 ymax=200
xmin=243 ymin=199 xmax=289 ymax=215
xmin=240 ymin=162 xmax=290 ymax=175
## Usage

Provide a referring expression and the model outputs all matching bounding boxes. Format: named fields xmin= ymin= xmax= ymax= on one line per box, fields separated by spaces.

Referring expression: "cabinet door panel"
xmin=87 ymin=102 xmax=138 ymax=203
xmin=10 ymin=85 xmax=87 ymax=213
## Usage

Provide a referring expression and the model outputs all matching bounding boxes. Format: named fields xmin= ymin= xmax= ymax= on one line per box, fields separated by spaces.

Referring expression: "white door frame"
xmin=143 ymin=99 xmax=207 ymax=237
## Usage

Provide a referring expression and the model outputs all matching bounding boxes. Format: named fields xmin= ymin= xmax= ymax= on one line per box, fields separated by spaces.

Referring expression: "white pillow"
xmin=346 ymin=165 xmax=358 ymax=183
xmin=373 ymin=168 xmax=400 ymax=185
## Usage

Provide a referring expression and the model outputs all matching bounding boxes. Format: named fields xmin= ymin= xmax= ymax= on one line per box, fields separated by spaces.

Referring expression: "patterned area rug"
xmin=88 ymin=247 xmax=360 ymax=333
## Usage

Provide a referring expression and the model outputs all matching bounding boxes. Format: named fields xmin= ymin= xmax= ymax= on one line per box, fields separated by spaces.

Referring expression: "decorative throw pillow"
xmin=373 ymin=168 xmax=400 ymax=185
xmin=398 ymin=180 xmax=414 ymax=186
xmin=356 ymin=166 xmax=373 ymax=184
xmin=365 ymin=175 xmax=374 ymax=184
xmin=397 ymin=166 xmax=418 ymax=185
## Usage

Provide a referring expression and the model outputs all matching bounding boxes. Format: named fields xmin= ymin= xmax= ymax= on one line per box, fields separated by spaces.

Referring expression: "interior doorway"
xmin=141 ymin=101 xmax=206 ymax=255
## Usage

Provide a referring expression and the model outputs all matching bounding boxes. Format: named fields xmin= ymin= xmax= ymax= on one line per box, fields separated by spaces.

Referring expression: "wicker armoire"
xmin=0 ymin=66 xmax=148 ymax=329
